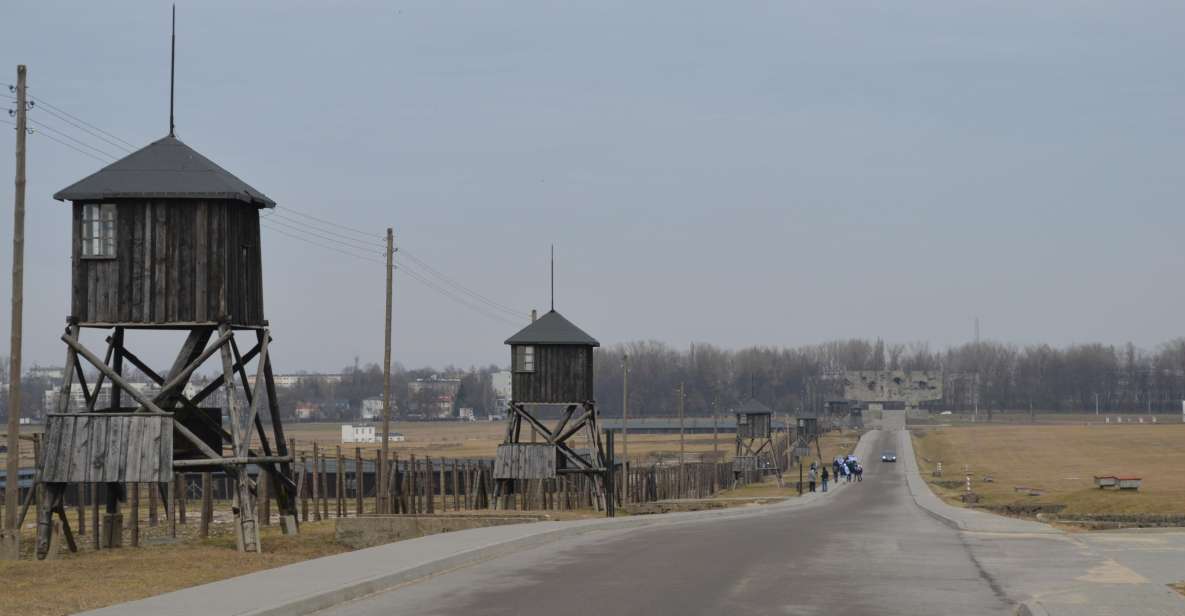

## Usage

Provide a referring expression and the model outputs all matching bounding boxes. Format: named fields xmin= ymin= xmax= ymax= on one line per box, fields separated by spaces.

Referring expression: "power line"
xmin=267 ymin=209 xmax=524 ymax=318
xmin=31 ymin=103 xmax=135 ymax=154
xmin=27 ymin=117 xmax=121 ymax=160
xmin=277 ymin=205 xmax=384 ymax=241
xmin=261 ymin=211 xmax=383 ymax=254
xmin=266 ymin=208 xmax=384 ymax=248
xmin=260 ymin=220 xmax=386 ymax=265
xmin=397 ymin=248 xmax=524 ymax=318
xmin=22 ymin=88 xmax=138 ymax=149
xmin=396 ymin=258 xmax=523 ymax=326
xmin=30 ymin=128 xmax=113 ymax=164
xmin=261 ymin=220 xmax=520 ymax=326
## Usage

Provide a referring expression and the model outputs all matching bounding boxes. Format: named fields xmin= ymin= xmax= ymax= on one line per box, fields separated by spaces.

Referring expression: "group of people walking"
xmin=806 ymin=455 xmax=862 ymax=493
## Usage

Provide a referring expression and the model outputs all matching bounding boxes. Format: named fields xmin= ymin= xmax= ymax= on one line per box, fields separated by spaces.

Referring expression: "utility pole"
xmin=678 ymin=382 xmax=685 ymax=467
xmin=712 ymin=394 xmax=719 ymax=455
xmin=621 ymin=353 xmax=628 ymax=494
xmin=1094 ymin=393 xmax=1099 ymax=416
xmin=379 ymin=227 xmax=394 ymax=513
xmin=973 ymin=316 xmax=980 ymax=422
xmin=4 ymin=65 xmax=28 ymax=556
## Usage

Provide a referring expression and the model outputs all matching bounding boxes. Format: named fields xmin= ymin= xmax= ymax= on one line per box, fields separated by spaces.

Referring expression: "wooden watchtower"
xmin=732 ymin=398 xmax=782 ymax=486
xmin=37 ymin=133 xmax=298 ymax=557
xmin=494 ymin=310 xmax=607 ymax=508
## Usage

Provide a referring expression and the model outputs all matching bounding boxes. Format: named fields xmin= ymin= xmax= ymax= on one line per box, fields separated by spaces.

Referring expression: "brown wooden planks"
xmin=68 ymin=199 xmax=267 ymax=326
xmin=88 ymin=416 xmax=109 ymax=484
xmin=194 ymin=202 xmax=208 ymax=322
xmin=71 ymin=204 xmax=86 ymax=318
xmin=43 ymin=415 xmax=173 ymax=483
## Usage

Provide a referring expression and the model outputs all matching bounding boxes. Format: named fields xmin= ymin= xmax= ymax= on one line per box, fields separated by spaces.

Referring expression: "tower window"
xmin=514 ymin=346 xmax=536 ymax=373
xmin=81 ymin=203 xmax=116 ymax=258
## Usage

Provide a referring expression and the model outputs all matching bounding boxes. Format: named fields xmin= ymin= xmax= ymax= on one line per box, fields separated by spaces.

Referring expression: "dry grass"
xmin=0 ymin=521 xmax=348 ymax=616
xmin=912 ymin=424 xmax=1185 ymax=516
xmin=283 ymin=420 xmax=777 ymax=464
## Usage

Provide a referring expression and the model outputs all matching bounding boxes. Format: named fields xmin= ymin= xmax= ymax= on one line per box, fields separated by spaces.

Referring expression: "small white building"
xmin=341 ymin=424 xmax=405 ymax=443
xmin=342 ymin=424 xmax=377 ymax=443
xmin=458 ymin=407 xmax=476 ymax=421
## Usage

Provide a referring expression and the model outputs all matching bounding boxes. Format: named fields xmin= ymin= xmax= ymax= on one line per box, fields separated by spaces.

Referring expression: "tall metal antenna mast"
xmin=550 ymin=244 xmax=554 ymax=311
xmin=169 ymin=4 xmax=176 ymax=137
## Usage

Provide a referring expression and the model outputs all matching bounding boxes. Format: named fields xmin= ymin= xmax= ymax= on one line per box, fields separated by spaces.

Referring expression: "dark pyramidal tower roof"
xmin=53 ymin=135 xmax=275 ymax=207
xmin=736 ymin=398 xmax=773 ymax=415
xmin=505 ymin=310 xmax=599 ymax=346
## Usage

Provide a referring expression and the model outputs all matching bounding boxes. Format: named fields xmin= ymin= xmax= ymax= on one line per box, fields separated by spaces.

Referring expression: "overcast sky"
xmin=1 ymin=1 xmax=1183 ymax=374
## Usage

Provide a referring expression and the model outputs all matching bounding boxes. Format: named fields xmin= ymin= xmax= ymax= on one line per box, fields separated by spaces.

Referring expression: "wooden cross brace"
xmin=509 ymin=404 xmax=600 ymax=472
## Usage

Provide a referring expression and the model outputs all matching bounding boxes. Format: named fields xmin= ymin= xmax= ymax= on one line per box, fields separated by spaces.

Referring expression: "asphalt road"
xmin=325 ymin=426 xmax=1015 ymax=616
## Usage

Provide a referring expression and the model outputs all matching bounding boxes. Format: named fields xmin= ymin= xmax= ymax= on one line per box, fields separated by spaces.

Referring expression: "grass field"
xmin=281 ymin=419 xmax=791 ymax=463
xmin=912 ymin=423 xmax=1185 ymax=516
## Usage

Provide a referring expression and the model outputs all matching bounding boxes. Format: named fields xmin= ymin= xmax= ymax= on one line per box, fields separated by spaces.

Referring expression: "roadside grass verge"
xmin=911 ymin=424 xmax=1185 ymax=518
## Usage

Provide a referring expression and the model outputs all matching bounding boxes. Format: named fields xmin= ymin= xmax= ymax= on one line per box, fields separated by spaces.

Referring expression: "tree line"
xmin=591 ymin=338 xmax=1185 ymax=418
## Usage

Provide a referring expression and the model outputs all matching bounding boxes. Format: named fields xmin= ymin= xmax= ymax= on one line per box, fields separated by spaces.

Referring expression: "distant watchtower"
xmin=36 ymin=134 xmax=298 ymax=557
xmin=494 ymin=310 xmax=606 ymax=507
xmin=732 ymin=398 xmax=782 ymax=486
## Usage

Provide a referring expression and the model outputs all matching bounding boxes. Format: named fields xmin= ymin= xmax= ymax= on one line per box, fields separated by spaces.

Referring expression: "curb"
xmin=898 ymin=429 xmax=968 ymax=531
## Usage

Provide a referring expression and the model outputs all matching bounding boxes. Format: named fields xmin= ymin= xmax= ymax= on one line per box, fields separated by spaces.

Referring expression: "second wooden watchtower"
xmin=733 ymin=398 xmax=783 ymax=486
xmin=494 ymin=310 xmax=607 ymax=507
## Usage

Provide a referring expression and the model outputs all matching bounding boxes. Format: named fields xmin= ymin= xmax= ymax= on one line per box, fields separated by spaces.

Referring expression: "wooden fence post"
xmin=167 ymin=476 xmax=177 ymax=538
xmin=354 ymin=447 xmax=363 ymax=517
xmin=200 ymin=472 xmax=212 ymax=539
xmin=90 ymin=482 xmax=100 ymax=550
xmin=76 ymin=482 xmax=85 ymax=536
xmin=320 ymin=449 xmax=329 ymax=521
xmin=258 ymin=470 xmax=270 ymax=527
xmin=311 ymin=443 xmax=322 ymax=522
xmin=336 ymin=445 xmax=344 ymax=518
xmin=299 ymin=453 xmax=309 ymax=522
xmin=129 ymin=483 xmax=140 ymax=547
xmin=177 ymin=474 xmax=187 ymax=525
xmin=148 ymin=481 xmax=159 ymax=527
xmin=375 ymin=449 xmax=384 ymax=514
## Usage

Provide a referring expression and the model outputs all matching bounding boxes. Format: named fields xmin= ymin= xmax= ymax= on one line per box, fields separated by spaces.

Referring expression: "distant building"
xmin=360 ymin=396 xmax=385 ymax=420
xmin=44 ymin=381 xmax=161 ymax=413
xmin=342 ymin=424 xmax=376 ymax=443
xmin=843 ymin=370 xmax=943 ymax=411
xmin=248 ymin=373 xmax=344 ymax=388
xmin=458 ymin=407 xmax=476 ymax=421
xmin=26 ymin=365 xmax=65 ymax=381
xmin=491 ymin=370 xmax=511 ymax=411
xmin=294 ymin=401 xmax=320 ymax=421
xmin=343 ymin=424 xmax=405 ymax=443
xmin=408 ymin=376 xmax=462 ymax=419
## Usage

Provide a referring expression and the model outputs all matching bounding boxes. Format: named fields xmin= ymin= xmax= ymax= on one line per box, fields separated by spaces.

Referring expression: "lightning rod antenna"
xmin=169 ymin=4 xmax=176 ymax=137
